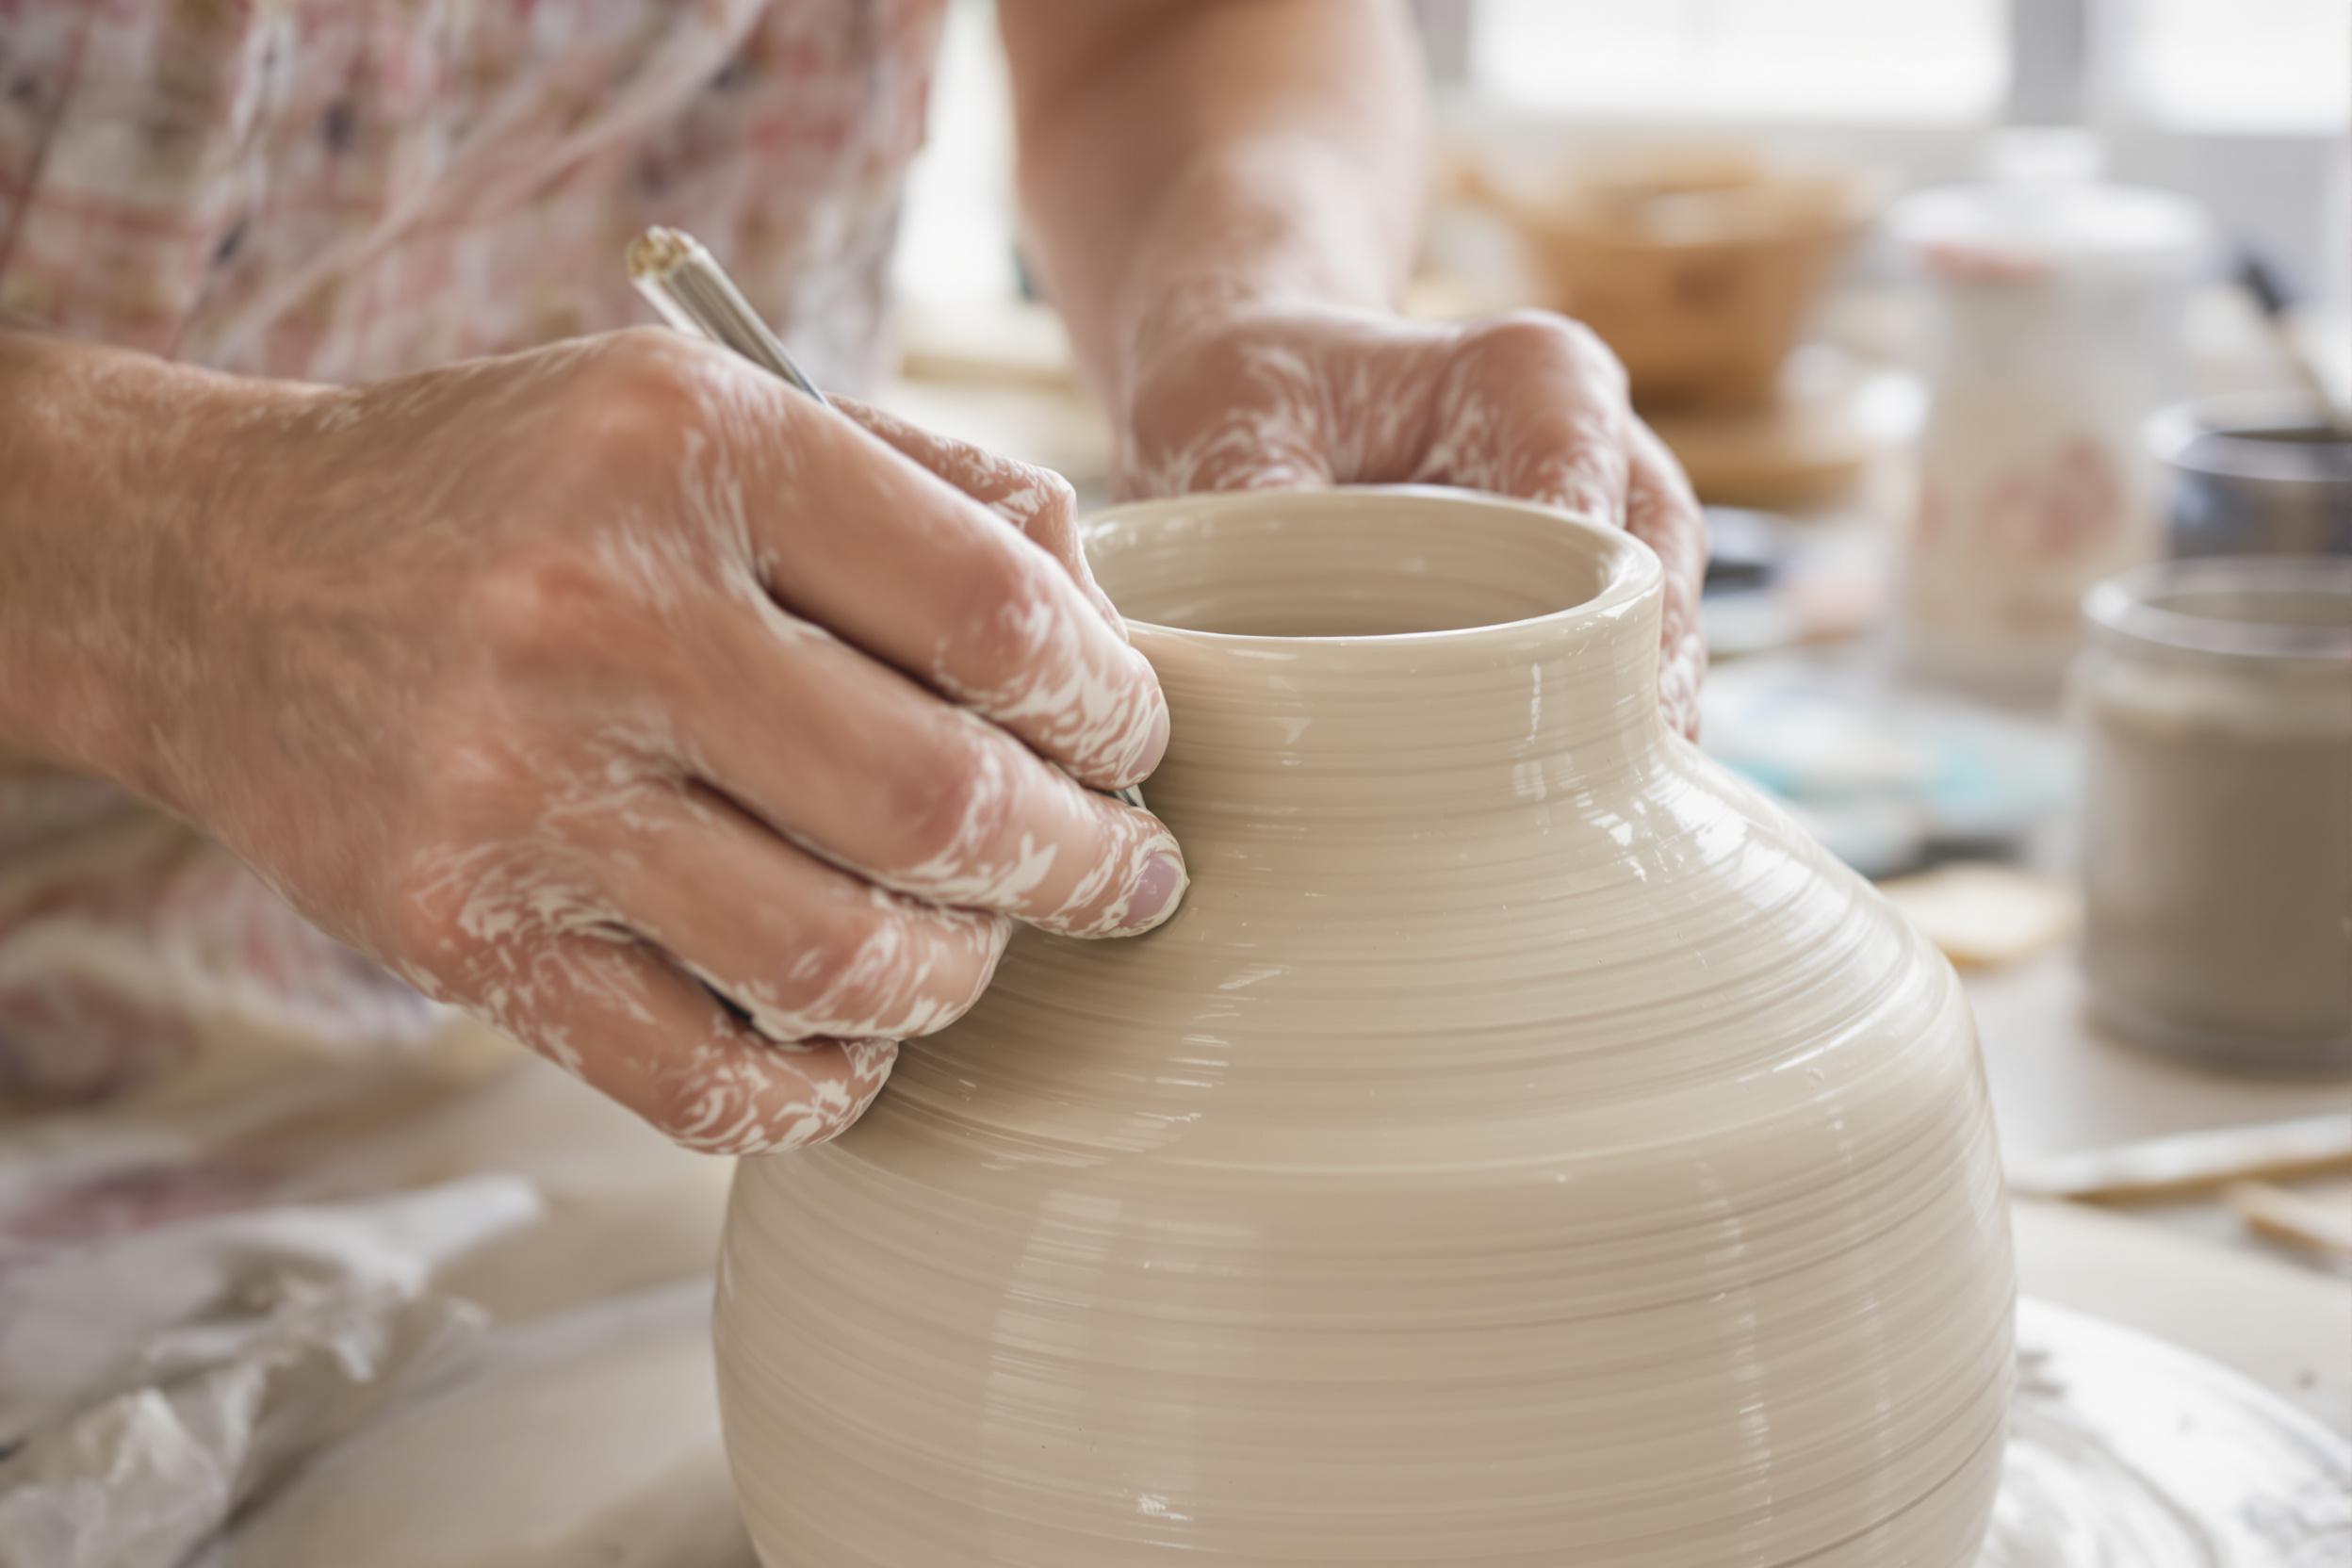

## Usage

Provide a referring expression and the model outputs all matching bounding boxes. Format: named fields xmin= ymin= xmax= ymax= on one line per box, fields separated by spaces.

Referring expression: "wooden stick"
xmin=2007 ymin=1114 xmax=2352 ymax=1202
xmin=2228 ymin=1180 xmax=2352 ymax=1264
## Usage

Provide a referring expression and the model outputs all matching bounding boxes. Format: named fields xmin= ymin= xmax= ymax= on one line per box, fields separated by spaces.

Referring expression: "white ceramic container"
xmin=1892 ymin=131 xmax=2210 ymax=697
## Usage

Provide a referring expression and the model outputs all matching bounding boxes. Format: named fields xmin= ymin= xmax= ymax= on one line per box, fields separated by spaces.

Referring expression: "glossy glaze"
xmin=718 ymin=489 xmax=2016 ymax=1566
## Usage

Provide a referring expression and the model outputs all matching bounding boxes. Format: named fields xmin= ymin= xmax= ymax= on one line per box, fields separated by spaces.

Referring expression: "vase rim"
xmin=1084 ymin=486 xmax=1662 ymax=659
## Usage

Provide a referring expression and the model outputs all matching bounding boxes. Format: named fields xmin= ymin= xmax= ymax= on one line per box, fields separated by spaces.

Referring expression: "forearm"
xmin=1003 ymin=0 xmax=1426 ymax=405
xmin=0 ymin=329 xmax=276 ymax=808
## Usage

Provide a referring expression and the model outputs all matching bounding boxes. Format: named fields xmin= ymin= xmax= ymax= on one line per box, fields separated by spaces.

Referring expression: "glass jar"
xmin=2074 ymin=558 xmax=2352 ymax=1072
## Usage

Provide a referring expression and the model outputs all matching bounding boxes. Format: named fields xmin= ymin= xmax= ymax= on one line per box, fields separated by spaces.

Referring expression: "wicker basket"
xmin=1458 ymin=145 xmax=1883 ymax=412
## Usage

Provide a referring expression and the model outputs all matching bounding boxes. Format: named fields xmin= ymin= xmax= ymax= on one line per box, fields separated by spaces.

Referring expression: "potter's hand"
xmin=1119 ymin=303 xmax=1707 ymax=736
xmin=5 ymin=327 xmax=1182 ymax=1152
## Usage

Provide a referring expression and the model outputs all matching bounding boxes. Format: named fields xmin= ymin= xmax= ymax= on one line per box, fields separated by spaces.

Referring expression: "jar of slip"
xmin=2075 ymin=558 xmax=2352 ymax=1073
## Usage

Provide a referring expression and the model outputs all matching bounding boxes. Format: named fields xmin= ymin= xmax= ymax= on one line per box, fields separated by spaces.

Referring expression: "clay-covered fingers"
xmin=828 ymin=396 xmax=1125 ymax=636
xmin=727 ymin=386 xmax=1164 ymax=790
xmin=1419 ymin=313 xmax=1634 ymax=523
xmin=495 ymin=928 xmax=899 ymax=1154
xmin=1626 ymin=419 xmax=1708 ymax=739
xmin=599 ymin=784 xmax=1015 ymax=1043
xmin=1414 ymin=315 xmax=1702 ymax=736
xmin=681 ymin=603 xmax=1185 ymax=939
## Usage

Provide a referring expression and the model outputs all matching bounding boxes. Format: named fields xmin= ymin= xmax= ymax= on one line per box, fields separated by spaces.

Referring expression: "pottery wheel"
xmin=1984 ymin=1298 xmax=2350 ymax=1566
xmin=206 ymin=1290 xmax=2343 ymax=1565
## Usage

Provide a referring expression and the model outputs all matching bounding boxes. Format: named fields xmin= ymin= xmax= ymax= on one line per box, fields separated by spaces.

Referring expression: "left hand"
xmin=1118 ymin=302 xmax=1707 ymax=738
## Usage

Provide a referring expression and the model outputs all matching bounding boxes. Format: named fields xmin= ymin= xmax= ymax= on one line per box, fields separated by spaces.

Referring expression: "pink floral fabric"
xmin=0 ymin=0 xmax=948 ymax=1102
xmin=0 ymin=0 xmax=947 ymax=385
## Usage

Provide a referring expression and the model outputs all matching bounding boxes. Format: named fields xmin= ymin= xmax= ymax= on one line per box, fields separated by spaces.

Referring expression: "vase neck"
xmin=1133 ymin=601 xmax=1665 ymax=824
xmin=1092 ymin=488 xmax=1669 ymax=825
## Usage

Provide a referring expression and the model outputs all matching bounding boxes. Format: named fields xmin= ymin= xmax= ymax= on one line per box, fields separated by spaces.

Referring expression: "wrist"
xmin=0 ymin=330 xmax=306 ymax=811
xmin=1108 ymin=140 xmax=1405 ymax=420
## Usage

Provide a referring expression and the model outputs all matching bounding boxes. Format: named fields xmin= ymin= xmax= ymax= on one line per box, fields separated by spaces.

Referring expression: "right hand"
xmin=143 ymin=328 xmax=1184 ymax=1152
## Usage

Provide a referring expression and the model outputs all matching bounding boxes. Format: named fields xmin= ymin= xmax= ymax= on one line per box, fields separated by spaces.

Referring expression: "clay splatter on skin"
xmin=1117 ymin=303 xmax=1707 ymax=738
xmin=118 ymin=330 xmax=1181 ymax=1157
xmin=822 ymin=399 xmax=1170 ymax=789
xmin=832 ymin=396 xmax=1130 ymax=638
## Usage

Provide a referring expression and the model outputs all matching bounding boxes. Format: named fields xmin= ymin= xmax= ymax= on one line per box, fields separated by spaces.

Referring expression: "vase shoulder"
xmin=861 ymin=742 xmax=1968 ymax=1168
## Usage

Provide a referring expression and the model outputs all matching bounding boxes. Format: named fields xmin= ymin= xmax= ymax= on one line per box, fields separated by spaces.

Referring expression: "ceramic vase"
xmin=717 ymin=488 xmax=2016 ymax=1566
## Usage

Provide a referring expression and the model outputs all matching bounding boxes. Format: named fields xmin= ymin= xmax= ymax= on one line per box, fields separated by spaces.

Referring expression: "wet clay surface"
xmin=717 ymin=490 xmax=2016 ymax=1565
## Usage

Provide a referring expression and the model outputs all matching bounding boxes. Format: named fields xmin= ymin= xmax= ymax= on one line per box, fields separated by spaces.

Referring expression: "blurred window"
xmin=2101 ymin=0 xmax=2351 ymax=132
xmin=1467 ymin=0 xmax=2009 ymax=122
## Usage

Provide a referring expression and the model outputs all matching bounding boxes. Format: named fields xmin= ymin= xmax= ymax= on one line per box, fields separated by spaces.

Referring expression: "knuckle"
xmin=608 ymin=321 xmax=687 ymax=362
xmin=945 ymin=543 xmax=1057 ymax=694
xmin=378 ymin=748 xmax=536 ymax=956
xmin=994 ymin=464 xmax=1081 ymax=553
xmin=607 ymin=322 xmax=715 ymax=389
xmin=1572 ymin=327 xmax=1630 ymax=390
xmin=897 ymin=920 xmax=1004 ymax=1038
xmin=887 ymin=734 xmax=1018 ymax=875
xmin=1020 ymin=467 xmax=1078 ymax=534
xmin=1461 ymin=309 xmax=1560 ymax=356
xmin=778 ymin=901 xmax=1006 ymax=1036
xmin=792 ymin=906 xmax=894 ymax=1010
xmin=469 ymin=544 xmax=645 ymax=675
xmin=1468 ymin=311 xmax=1624 ymax=387
xmin=560 ymin=331 xmax=699 ymax=446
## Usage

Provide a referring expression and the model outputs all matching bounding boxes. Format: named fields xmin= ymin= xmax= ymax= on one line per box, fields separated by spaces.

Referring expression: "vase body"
xmin=717 ymin=489 xmax=2015 ymax=1566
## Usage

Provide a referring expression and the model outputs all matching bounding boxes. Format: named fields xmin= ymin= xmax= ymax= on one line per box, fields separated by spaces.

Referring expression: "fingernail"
xmin=1120 ymin=847 xmax=1188 ymax=934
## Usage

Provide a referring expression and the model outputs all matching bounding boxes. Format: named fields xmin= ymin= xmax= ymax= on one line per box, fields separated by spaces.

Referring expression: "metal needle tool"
xmin=625 ymin=226 xmax=1148 ymax=811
